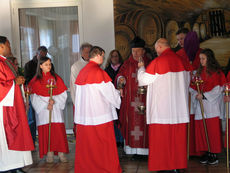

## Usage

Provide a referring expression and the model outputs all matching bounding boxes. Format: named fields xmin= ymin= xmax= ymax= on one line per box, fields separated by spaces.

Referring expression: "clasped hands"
xmin=195 ymin=93 xmax=203 ymax=101
xmin=224 ymin=96 xmax=230 ymax=102
xmin=47 ymin=99 xmax=55 ymax=111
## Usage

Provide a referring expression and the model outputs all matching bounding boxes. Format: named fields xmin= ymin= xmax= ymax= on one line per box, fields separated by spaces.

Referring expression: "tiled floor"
xmin=23 ymin=136 xmax=229 ymax=173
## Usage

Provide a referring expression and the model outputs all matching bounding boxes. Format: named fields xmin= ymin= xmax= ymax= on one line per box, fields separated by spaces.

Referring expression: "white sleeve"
xmin=31 ymin=93 xmax=49 ymax=114
xmin=189 ymin=87 xmax=198 ymax=99
xmin=189 ymin=87 xmax=198 ymax=112
xmin=203 ymin=85 xmax=223 ymax=102
xmin=53 ymin=91 xmax=67 ymax=110
xmin=137 ymin=66 xmax=158 ymax=86
xmin=70 ymin=64 xmax=77 ymax=104
xmin=97 ymin=81 xmax=121 ymax=109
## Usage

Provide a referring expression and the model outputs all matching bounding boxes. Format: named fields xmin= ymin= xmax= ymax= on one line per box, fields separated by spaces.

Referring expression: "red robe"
xmin=29 ymin=72 xmax=69 ymax=158
xmin=0 ymin=55 xmax=34 ymax=151
xmin=227 ymin=71 xmax=230 ymax=82
xmin=138 ymin=48 xmax=190 ymax=171
xmin=116 ymin=55 xmax=150 ymax=149
xmin=176 ymin=48 xmax=202 ymax=156
xmin=176 ymin=48 xmax=201 ymax=71
xmin=75 ymin=61 xmax=121 ymax=173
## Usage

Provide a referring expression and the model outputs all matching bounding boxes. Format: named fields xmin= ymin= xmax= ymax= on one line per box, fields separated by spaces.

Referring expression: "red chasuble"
xmin=115 ymin=55 xmax=150 ymax=149
xmin=0 ymin=55 xmax=34 ymax=151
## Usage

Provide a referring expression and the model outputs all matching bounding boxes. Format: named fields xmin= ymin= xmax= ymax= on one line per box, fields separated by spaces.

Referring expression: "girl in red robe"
xmin=29 ymin=56 xmax=69 ymax=163
xmin=190 ymin=48 xmax=226 ymax=165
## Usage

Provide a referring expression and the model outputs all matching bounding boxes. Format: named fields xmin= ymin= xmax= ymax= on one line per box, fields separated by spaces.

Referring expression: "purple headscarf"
xmin=184 ymin=31 xmax=200 ymax=62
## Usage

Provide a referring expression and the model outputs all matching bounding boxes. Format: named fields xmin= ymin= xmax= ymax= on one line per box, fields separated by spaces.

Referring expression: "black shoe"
xmin=157 ymin=170 xmax=179 ymax=173
xmin=131 ymin=154 xmax=148 ymax=161
xmin=208 ymin=153 xmax=219 ymax=165
xmin=131 ymin=154 xmax=139 ymax=161
xmin=174 ymin=170 xmax=180 ymax=173
xmin=200 ymin=152 xmax=209 ymax=164
xmin=10 ymin=168 xmax=26 ymax=173
xmin=168 ymin=170 xmax=179 ymax=173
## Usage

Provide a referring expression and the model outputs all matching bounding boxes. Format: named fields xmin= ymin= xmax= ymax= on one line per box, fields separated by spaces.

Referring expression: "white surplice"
xmin=30 ymin=91 xmax=67 ymax=126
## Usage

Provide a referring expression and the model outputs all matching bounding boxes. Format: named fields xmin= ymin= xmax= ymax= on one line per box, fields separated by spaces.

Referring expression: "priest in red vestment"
xmin=138 ymin=38 xmax=190 ymax=172
xmin=115 ymin=36 xmax=150 ymax=158
xmin=0 ymin=36 xmax=34 ymax=172
xmin=74 ymin=46 xmax=122 ymax=173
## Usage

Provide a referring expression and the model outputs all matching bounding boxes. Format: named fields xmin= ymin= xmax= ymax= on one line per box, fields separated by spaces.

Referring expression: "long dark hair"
xmin=36 ymin=56 xmax=56 ymax=79
xmin=197 ymin=48 xmax=221 ymax=75
xmin=105 ymin=49 xmax=123 ymax=68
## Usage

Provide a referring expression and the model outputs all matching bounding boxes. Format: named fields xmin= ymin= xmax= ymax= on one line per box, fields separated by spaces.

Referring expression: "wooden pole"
xmin=226 ymin=90 xmax=229 ymax=170
xmin=187 ymin=93 xmax=191 ymax=160
xmin=25 ymin=93 xmax=29 ymax=115
xmin=196 ymin=83 xmax=210 ymax=152
xmin=48 ymin=86 xmax=53 ymax=152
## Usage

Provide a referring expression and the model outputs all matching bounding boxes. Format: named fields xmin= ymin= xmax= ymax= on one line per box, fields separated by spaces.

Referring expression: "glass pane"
xmin=19 ymin=7 xmax=80 ymax=130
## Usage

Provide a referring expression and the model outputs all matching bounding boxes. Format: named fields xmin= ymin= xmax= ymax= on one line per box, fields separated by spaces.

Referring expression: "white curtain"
xmin=19 ymin=7 xmax=80 ymax=129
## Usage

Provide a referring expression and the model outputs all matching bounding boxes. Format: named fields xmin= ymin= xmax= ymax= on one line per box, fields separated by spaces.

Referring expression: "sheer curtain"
xmin=19 ymin=7 xmax=80 ymax=130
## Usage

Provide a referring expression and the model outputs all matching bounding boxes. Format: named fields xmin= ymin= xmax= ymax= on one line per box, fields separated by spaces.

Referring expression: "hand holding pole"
xmin=194 ymin=75 xmax=210 ymax=152
xmin=24 ymin=85 xmax=32 ymax=115
xmin=46 ymin=78 xmax=56 ymax=152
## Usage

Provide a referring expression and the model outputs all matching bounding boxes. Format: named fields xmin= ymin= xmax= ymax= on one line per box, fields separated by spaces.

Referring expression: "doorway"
xmin=18 ymin=6 xmax=80 ymax=131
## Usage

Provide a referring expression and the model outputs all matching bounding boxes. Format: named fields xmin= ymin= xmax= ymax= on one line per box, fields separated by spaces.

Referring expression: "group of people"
xmin=176 ymin=28 xmax=227 ymax=166
xmin=0 ymin=26 xmax=230 ymax=173
xmin=0 ymin=37 xmax=69 ymax=173
xmin=71 ymin=31 xmax=230 ymax=173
